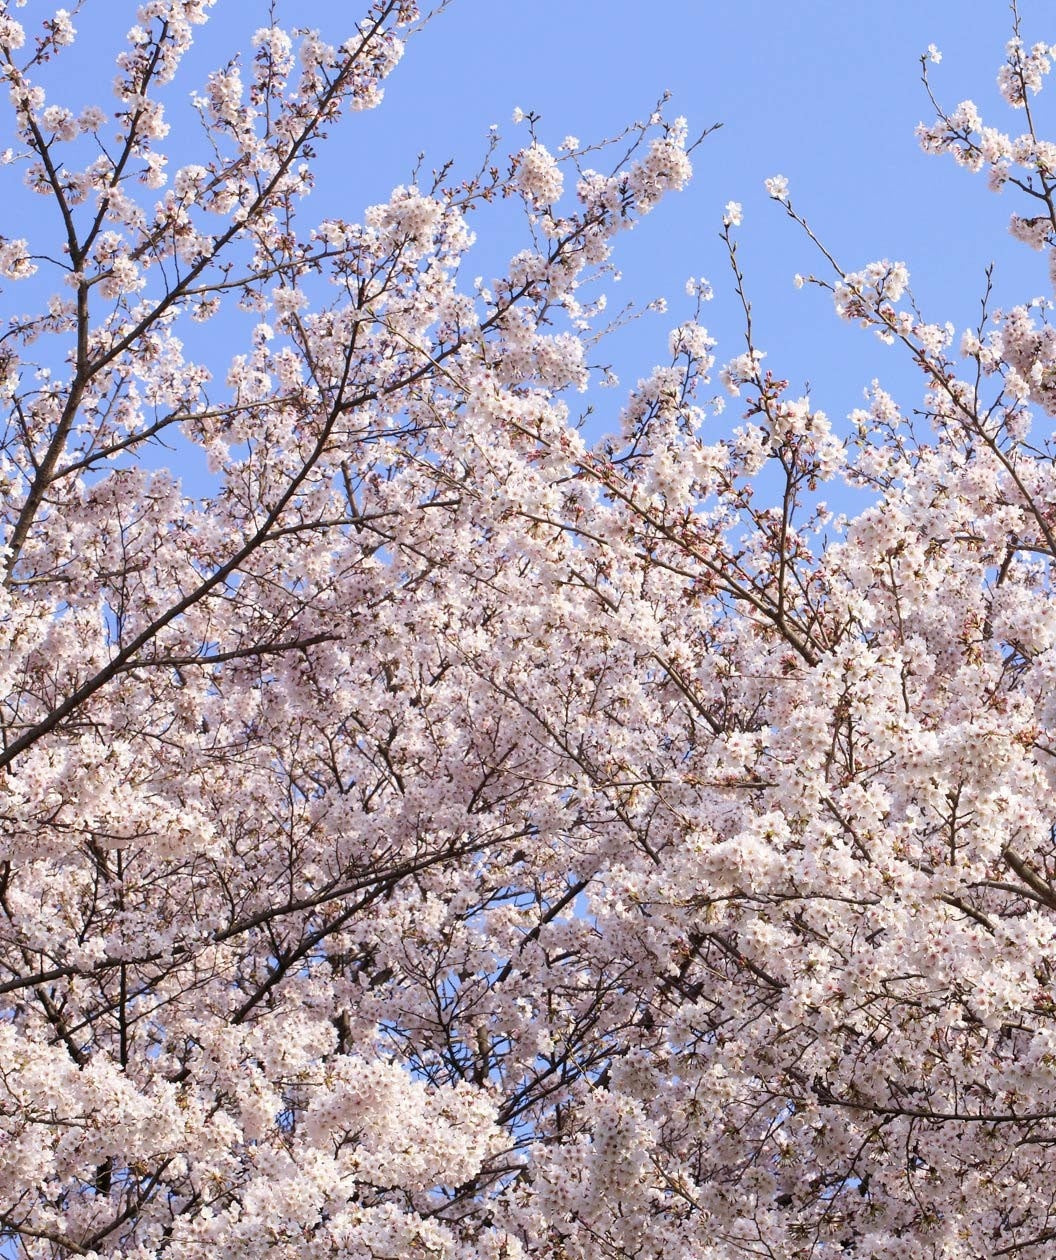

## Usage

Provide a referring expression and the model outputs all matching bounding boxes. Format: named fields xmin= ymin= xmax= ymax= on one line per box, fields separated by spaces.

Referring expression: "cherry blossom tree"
xmin=5 ymin=1 xmax=1056 ymax=1257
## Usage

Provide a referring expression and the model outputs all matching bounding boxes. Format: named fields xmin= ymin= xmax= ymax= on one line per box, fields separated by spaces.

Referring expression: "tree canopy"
xmin=2 ymin=3 xmax=1056 ymax=1257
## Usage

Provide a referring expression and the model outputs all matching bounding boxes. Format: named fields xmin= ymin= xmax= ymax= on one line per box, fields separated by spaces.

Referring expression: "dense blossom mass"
xmin=4 ymin=2 xmax=1056 ymax=1257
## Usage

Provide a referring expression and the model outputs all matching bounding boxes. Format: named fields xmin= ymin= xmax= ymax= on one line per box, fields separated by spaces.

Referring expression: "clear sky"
xmin=7 ymin=0 xmax=1054 ymax=468
xmin=344 ymin=0 xmax=1050 ymax=436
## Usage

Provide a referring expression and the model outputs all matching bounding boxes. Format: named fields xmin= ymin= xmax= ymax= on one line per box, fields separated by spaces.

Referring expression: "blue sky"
xmin=362 ymin=0 xmax=1049 ymax=433
xmin=8 ymin=0 xmax=1054 ymax=467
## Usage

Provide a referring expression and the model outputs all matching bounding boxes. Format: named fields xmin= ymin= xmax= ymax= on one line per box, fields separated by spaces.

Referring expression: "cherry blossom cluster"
xmin=5 ymin=3 xmax=1056 ymax=1259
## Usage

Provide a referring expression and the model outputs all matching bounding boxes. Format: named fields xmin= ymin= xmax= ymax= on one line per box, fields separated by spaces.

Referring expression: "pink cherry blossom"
xmin=3 ymin=4 xmax=1056 ymax=1258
